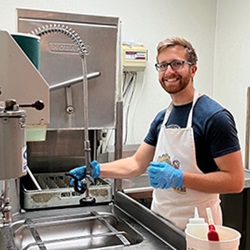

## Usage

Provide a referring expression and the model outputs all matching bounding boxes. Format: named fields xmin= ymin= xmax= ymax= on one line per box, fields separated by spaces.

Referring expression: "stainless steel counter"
xmin=122 ymin=173 xmax=152 ymax=200
xmin=0 ymin=191 xmax=186 ymax=250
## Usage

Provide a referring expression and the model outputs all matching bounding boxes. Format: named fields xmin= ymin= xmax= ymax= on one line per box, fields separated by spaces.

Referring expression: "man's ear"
xmin=191 ymin=65 xmax=197 ymax=76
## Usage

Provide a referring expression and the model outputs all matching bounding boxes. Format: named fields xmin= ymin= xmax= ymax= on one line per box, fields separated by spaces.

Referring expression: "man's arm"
xmin=100 ymin=142 xmax=155 ymax=179
xmin=183 ymin=150 xmax=244 ymax=193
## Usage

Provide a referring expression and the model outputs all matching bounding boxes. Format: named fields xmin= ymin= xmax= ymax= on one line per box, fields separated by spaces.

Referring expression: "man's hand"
xmin=147 ymin=161 xmax=183 ymax=189
xmin=69 ymin=160 xmax=100 ymax=186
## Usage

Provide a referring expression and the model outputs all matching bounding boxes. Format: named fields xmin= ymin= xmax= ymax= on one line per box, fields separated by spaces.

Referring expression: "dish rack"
xmin=21 ymin=172 xmax=112 ymax=209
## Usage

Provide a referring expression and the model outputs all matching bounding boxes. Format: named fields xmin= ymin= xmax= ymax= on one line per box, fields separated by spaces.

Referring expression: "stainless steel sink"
xmin=10 ymin=211 xmax=143 ymax=250
xmin=1 ymin=192 xmax=185 ymax=250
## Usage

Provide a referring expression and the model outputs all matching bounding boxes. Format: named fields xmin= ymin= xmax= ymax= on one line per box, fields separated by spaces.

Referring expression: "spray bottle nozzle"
xmin=194 ymin=207 xmax=199 ymax=218
xmin=189 ymin=207 xmax=206 ymax=224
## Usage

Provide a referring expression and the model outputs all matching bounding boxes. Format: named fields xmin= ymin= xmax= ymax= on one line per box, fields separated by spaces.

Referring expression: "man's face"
xmin=157 ymin=45 xmax=197 ymax=94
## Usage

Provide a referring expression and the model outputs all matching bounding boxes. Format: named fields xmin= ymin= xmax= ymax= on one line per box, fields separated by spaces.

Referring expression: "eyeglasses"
xmin=155 ymin=60 xmax=192 ymax=72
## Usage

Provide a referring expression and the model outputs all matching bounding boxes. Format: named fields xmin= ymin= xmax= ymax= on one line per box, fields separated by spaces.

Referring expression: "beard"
xmin=159 ymin=73 xmax=192 ymax=94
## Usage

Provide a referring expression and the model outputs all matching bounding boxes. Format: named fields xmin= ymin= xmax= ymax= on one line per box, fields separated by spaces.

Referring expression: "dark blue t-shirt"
xmin=144 ymin=95 xmax=240 ymax=173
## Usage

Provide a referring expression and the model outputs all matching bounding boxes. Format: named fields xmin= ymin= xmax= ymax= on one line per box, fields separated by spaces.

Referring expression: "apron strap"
xmin=186 ymin=90 xmax=200 ymax=128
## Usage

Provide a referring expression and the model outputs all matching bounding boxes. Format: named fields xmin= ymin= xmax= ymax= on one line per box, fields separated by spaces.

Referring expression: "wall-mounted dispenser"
xmin=122 ymin=44 xmax=147 ymax=72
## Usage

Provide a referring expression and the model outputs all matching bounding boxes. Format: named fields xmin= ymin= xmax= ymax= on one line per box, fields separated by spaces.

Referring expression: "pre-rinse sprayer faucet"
xmin=32 ymin=24 xmax=95 ymax=203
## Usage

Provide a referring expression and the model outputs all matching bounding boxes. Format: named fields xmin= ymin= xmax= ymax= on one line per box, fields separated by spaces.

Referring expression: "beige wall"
xmin=3 ymin=0 xmax=248 ymax=162
xmin=0 ymin=0 xmax=217 ymax=142
xmin=214 ymin=0 xmax=250 ymax=160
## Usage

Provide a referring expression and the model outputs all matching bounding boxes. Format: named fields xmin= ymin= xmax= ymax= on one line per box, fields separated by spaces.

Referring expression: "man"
xmin=70 ymin=37 xmax=244 ymax=230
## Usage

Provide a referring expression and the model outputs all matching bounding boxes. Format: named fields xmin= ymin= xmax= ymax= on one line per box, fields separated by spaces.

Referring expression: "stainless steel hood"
xmin=17 ymin=9 xmax=119 ymax=130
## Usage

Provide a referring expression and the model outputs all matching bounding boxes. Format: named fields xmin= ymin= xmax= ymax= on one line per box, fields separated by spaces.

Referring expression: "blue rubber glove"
xmin=147 ymin=161 xmax=183 ymax=189
xmin=69 ymin=160 xmax=100 ymax=186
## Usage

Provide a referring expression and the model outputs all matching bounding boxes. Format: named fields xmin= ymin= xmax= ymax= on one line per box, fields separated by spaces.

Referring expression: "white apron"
xmin=151 ymin=91 xmax=222 ymax=230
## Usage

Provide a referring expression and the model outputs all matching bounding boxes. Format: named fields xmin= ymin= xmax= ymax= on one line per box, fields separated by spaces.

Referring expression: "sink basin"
xmin=10 ymin=211 xmax=143 ymax=250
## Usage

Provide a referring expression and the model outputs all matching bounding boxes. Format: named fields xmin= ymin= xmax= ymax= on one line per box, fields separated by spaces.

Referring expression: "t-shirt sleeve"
xmin=206 ymin=110 xmax=241 ymax=158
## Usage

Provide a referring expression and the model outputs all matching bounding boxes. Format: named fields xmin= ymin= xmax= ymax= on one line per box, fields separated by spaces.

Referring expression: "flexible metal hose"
xmin=31 ymin=24 xmax=94 ymax=191
xmin=31 ymin=24 xmax=87 ymax=58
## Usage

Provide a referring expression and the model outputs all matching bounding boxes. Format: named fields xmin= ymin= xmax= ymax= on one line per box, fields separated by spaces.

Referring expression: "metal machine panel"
xmin=0 ymin=30 xmax=49 ymax=126
xmin=17 ymin=9 xmax=119 ymax=129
